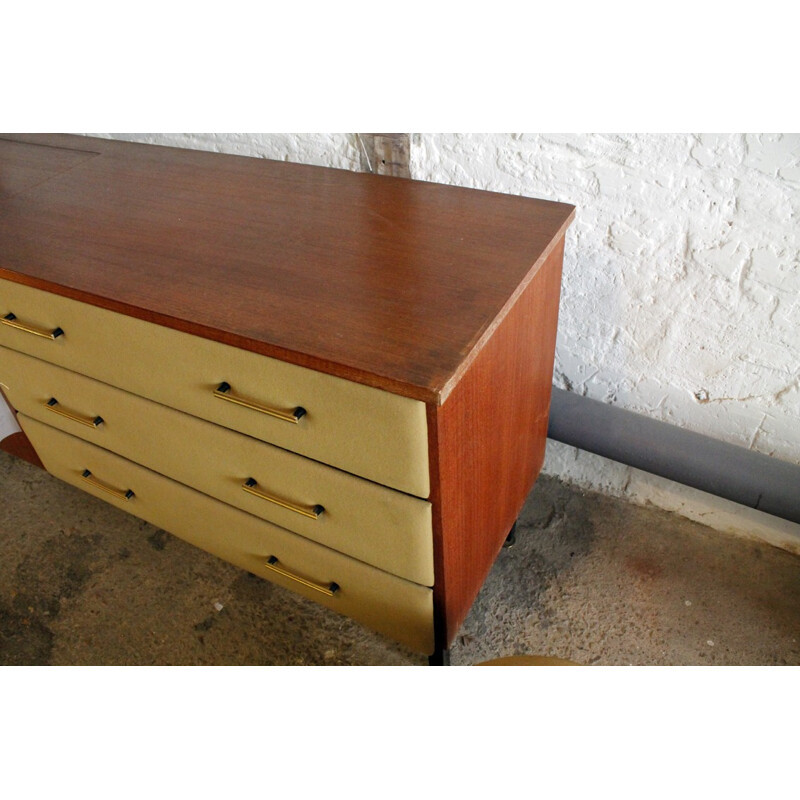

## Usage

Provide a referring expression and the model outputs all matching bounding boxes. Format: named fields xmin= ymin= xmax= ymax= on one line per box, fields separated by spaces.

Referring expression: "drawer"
xmin=0 ymin=345 xmax=433 ymax=585
xmin=0 ymin=278 xmax=430 ymax=497
xmin=18 ymin=414 xmax=435 ymax=655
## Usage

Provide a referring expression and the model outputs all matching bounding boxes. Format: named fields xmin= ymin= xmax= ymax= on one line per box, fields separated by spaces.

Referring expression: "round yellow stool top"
xmin=477 ymin=655 xmax=578 ymax=666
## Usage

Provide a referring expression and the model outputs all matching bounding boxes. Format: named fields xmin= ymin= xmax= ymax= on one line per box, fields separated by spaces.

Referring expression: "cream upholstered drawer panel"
xmin=18 ymin=414 xmax=435 ymax=655
xmin=0 ymin=278 xmax=429 ymax=498
xmin=0 ymin=345 xmax=433 ymax=585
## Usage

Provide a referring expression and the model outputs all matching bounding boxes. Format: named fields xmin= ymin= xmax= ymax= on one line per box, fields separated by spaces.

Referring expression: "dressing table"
xmin=0 ymin=134 xmax=574 ymax=663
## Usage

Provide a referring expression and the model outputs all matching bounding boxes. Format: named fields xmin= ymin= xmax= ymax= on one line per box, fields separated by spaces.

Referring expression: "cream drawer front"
xmin=0 ymin=346 xmax=433 ymax=585
xmin=18 ymin=415 xmax=435 ymax=655
xmin=0 ymin=278 xmax=429 ymax=498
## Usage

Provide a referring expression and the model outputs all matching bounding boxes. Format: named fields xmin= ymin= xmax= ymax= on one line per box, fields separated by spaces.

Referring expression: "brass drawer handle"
xmin=243 ymin=477 xmax=324 ymax=520
xmin=81 ymin=469 xmax=135 ymax=501
xmin=46 ymin=398 xmax=104 ymax=428
xmin=264 ymin=556 xmax=339 ymax=596
xmin=2 ymin=312 xmax=64 ymax=340
xmin=213 ymin=382 xmax=306 ymax=423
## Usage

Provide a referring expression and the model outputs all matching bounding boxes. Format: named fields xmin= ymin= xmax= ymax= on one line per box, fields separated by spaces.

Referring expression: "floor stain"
xmin=194 ymin=615 xmax=216 ymax=632
xmin=460 ymin=478 xmax=596 ymax=653
xmin=147 ymin=530 xmax=169 ymax=551
xmin=13 ymin=532 xmax=104 ymax=618
xmin=0 ymin=605 xmax=54 ymax=665
xmin=625 ymin=556 xmax=664 ymax=581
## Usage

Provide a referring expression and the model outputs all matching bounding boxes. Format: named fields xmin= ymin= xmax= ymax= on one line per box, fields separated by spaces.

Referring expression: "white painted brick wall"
xmin=84 ymin=133 xmax=363 ymax=171
xmin=410 ymin=134 xmax=800 ymax=550
xmin=86 ymin=133 xmax=800 ymax=548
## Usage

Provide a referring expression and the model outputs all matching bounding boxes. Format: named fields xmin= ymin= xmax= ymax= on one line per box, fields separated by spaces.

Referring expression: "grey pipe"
xmin=547 ymin=387 xmax=800 ymax=526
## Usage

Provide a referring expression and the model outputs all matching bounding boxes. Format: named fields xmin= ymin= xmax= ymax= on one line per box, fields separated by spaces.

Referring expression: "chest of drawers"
xmin=0 ymin=134 xmax=574 ymax=662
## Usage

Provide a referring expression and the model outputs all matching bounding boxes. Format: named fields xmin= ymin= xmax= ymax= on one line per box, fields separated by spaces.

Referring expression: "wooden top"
xmin=0 ymin=134 xmax=574 ymax=403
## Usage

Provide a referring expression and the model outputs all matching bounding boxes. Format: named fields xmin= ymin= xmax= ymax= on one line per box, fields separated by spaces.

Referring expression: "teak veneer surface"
xmin=0 ymin=134 xmax=575 ymax=403
xmin=0 ymin=431 xmax=43 ymax=469
xmin=429 ymin=240 xmax=565 ymax=644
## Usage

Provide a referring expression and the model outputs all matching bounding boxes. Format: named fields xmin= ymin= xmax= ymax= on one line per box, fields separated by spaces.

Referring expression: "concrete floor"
xmin=1 ymin=448 xmax=798 ymax=666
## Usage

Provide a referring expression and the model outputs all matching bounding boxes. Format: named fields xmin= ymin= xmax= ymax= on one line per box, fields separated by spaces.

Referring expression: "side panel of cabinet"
xmin=429 ymin=238 xmax=566 ymax=648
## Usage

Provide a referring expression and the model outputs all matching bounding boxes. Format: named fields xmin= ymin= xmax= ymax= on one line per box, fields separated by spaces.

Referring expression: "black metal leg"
xmin=503 ymin=520 xmax=518 ymax=548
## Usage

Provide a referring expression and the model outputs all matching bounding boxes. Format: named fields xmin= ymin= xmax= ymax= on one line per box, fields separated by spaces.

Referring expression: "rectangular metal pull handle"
xmin=2 ymin=312 xmax=64 ymax=340
xmin=242 ymin=478 xmax=324 ymax=520
xmin=213 ymin=382 xmax=306 ymax=423
xmin=81 ymin=469 xmax=134 ymax=501
xmin=46 ymin=398 xmax=104 ymax=428
xmin=264 ymin=556 xmax=339 ymax=597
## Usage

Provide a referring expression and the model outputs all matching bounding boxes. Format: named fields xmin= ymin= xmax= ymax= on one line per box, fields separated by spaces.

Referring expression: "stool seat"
xmin=477 ymin=655 xmax=578 ymax=666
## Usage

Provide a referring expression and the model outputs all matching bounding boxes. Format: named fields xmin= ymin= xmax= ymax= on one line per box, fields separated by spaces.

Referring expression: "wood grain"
xmin=429 ymin=238 xmax=566 ymax=646
xmin=0 ymin=134 xmax=574 ymax=403
xmin=0 ymin=431 xmax=44 ymax=468
xmin=0 ymin=136 xmax=101 ymax=198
